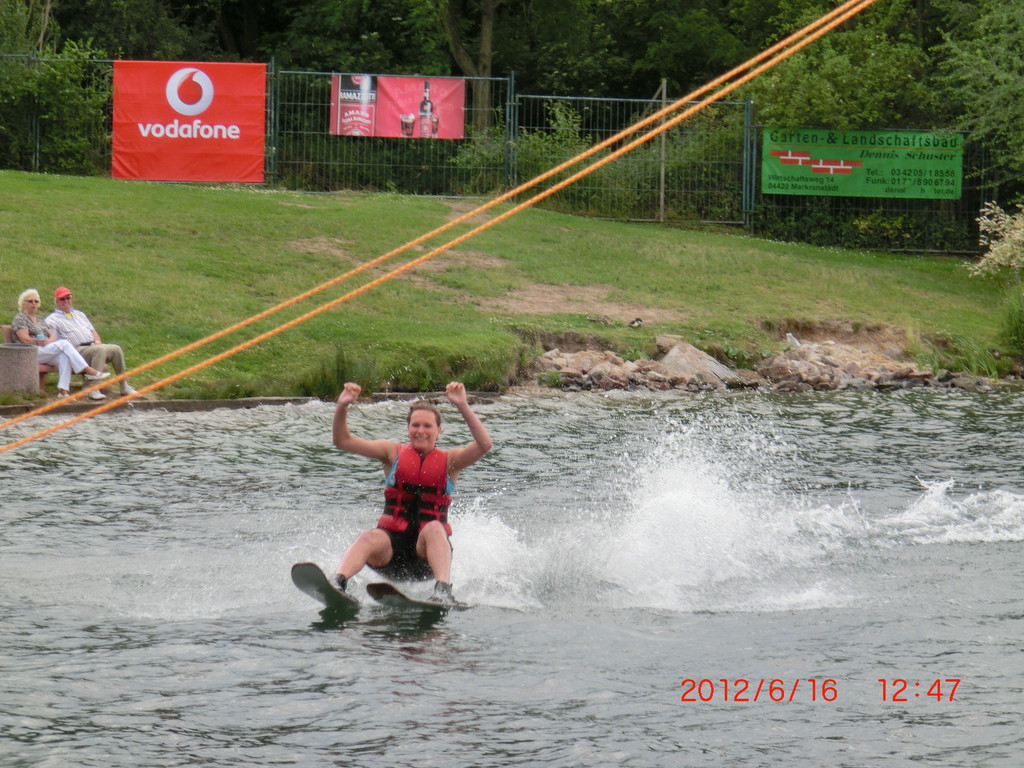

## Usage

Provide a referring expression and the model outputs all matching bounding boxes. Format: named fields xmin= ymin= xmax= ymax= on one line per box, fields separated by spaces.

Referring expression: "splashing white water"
xmin=597 ymin=421 xmax=870 ymax=612
xmin=453 ymin=400 xmax=1024 ymax=614
xmin=881 ymin=479 xmax=1024 ymax=545
xmin=454 ymin=412 xmax=872 ymax=613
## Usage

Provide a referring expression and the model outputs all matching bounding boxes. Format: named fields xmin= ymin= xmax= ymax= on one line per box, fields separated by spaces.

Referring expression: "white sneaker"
xmin=120 ymin=384 xmax=137 ymax=396
xmin=427 ymin=581 xmax=456 ymax=606
xmin=84 ymin=371 xmax=111 ymax=381
xmin=88 ymin=390 xmax=107 ymax=401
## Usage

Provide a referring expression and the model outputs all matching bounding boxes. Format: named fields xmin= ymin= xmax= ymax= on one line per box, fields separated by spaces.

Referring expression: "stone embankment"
xmin=532 ymin=333 xmax=995 ymax=393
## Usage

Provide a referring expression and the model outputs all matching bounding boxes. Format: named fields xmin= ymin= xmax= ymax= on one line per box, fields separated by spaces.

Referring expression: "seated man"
xmin=46 ymin=286 xmax=136 ymax=400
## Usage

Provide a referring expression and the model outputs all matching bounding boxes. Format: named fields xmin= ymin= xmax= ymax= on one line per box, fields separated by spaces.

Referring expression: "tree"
xmin=935 ymin=0 xmax=1024 ymax=191
xmin=431 ymin=0 xmax=500 ymax=130
xmin=1 ymin=0 xmax=56 ymax=52
xmin=264 ymin=0 xmax=449 ymax=73
xmin=51 ymin=0 xmax=292 ymax=61
xmin=460 ymin=0 xmax=613 ymax=96
xmin=52 ymin=0 xmax=214 ymax=60
xmin=578 ymin=0 xmax=754 ymax=98
xmin=741 ymin=0 xmax=940 ymax=130
xmin=433 ymin=0 xmax=500 ymax=80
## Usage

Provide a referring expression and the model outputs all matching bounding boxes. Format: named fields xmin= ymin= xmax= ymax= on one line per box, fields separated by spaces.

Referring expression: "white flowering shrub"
xmin=971 ymin=201 xmax=1024 ymax=275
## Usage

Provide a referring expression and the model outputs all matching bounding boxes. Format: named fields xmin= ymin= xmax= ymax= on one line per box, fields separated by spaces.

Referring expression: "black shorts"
xmin=373 ymin=527 xmax=452 ymax=581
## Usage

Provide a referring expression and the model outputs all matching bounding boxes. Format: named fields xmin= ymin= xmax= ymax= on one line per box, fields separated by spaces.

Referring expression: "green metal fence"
xmin=513 ymin=91 xmax=752 ymax=223
xmin=0 ymin=53 xmax=989 ymax=252
xmin=0 ymin=53 xmax=112 ymax=176
xmin=269 ymin=65 xmax=513 ymax=195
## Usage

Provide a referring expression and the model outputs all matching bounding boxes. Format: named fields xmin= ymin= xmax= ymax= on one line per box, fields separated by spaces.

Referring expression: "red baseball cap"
xmin=54 ymin=287 xmax=72 ymax=299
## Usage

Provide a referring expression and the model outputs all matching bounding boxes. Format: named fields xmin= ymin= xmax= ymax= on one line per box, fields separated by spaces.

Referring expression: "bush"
xmin=755 ymin=197 xmax=979 ymax=252
xmin=971 ymin=201 xmax=1024 ymax=275
xmin=450 ymin=120 xmax=507 ymax=195
xmin=0 ymin=44 xmax=111 ymax=175
xmin=510 ymin=100 xmax=746 ymax=222
xmin=297 ymin=338 xmax=523 ymax=397
xmin=1000 ymin=286 xmax=1024 ymax=356
xmin=914 ymin=331 xmax=1002 ymax=378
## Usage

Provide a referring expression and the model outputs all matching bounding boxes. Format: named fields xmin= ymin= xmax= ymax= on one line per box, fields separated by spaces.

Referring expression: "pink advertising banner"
xmin=329 ymin=74 xmax=465 ymax=139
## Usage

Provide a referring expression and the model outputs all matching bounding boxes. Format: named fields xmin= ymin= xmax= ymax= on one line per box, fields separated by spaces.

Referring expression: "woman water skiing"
xmin=331 ymin=381 xmax=492 ymax=605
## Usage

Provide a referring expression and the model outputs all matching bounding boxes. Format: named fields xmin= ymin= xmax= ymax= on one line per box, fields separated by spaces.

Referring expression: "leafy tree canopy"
xmin=742 ymin=0 xmax=939 ymax=130
xmin=935 ymin=0 xmax=1024 ymax=187
xmin=3 ymin=0 xmax=1021 ymax=194
xmin=1 ymin=0 xmax=55 ymax=52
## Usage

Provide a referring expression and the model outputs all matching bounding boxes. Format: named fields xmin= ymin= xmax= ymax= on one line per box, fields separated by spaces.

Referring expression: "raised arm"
xmin=333 ymin=382 xmax=398 ymax=466
xmin=444 ymin=382 xmax=493 ymax=476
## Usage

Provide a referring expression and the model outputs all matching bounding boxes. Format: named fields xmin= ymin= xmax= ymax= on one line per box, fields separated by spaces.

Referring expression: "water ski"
xmin=366 ymin=582 xmax=469 ymax=612
xmin=291 ymin=562 xmax=359 ymax=614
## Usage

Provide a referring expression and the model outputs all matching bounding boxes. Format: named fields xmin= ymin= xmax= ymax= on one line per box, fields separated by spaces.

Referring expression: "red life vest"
xmin=377 ymin=444 xmax=453 ymax=535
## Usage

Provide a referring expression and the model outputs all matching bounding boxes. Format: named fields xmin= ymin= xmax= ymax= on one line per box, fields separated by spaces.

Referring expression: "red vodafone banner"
xmin=329 ymin=74 xmax=465 ymax=140
xmin=113 ymin=61 xmax=266 ymax=182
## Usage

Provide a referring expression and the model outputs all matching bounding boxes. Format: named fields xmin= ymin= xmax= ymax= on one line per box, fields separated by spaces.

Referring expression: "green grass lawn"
xmin=0 ymin=170 xmax=1011 ymax=400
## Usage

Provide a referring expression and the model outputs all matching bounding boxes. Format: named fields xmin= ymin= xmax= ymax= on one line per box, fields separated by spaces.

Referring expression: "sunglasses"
xmin=57 ymin=295 xmax=73 ymax=300
xmin=25 ymin=299 xmax=40 ymax=303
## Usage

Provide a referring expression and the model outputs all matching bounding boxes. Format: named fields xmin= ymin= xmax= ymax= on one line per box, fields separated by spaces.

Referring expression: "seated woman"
xmin=12 ymin=288 xmax=110 ymax=398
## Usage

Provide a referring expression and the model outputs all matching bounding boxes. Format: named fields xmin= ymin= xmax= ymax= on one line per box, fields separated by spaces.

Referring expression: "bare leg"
xmin=336 ymin=529 xmax=393 ymax=580
xmin=416 ymin=521 xmax=453 ymax=583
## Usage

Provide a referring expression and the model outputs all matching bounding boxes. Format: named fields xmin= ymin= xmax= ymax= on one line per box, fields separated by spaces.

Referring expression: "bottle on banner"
xmin=418 ymin=80 xmax=436 ymax=139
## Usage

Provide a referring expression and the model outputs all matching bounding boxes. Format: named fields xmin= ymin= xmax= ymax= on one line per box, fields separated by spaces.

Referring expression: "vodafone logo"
xmin=166 ymin=68 xmax=214 ymax=116
xmin=136 ymin=66 xmax=241 ymax=140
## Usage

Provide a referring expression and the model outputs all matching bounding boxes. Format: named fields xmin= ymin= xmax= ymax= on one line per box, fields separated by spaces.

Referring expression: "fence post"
xmin=742 ymin=98 xmax=755 ymax=228
xmin=657 ymin=78 xmax=667 ymax=223
xmin=265 ymin=58 xmax=278 ymax=186
xmin=29 ymin=52 xmax=40 ymax=172
xmin=505 ymin=70 xmax=517 ymax=191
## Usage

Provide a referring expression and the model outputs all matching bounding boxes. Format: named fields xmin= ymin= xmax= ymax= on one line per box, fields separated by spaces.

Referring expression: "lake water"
xmin=1 ymin=389 xmax=1022 ymax=767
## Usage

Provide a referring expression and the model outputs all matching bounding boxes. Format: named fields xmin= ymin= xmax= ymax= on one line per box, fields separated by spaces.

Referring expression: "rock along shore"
xmin=531 ymin=333 xmax=997 ymax=394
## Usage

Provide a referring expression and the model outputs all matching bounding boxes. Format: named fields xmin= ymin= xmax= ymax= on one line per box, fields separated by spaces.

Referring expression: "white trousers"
xmin=37 ymin=340 xmax=90 ymax=391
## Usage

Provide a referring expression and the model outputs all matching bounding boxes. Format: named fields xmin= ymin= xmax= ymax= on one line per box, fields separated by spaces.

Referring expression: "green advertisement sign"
xmin=761 ymin=129 xmax=963 ymax=199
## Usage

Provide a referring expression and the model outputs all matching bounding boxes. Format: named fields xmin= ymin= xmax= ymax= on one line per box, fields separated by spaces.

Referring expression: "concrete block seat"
xmin=1 ymin=324 xmax=58 ymax=390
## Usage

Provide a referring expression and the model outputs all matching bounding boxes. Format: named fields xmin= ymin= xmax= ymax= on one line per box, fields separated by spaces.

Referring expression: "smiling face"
xmin=407 ymin=408 xmax=442 ymax=453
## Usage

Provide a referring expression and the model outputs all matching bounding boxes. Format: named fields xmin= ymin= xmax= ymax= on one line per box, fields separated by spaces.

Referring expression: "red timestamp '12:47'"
xmin=878 ymin=679 xmax=960 ymax=702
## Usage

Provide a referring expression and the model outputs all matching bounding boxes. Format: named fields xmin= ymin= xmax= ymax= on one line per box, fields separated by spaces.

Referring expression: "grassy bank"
xmin=0 ymin=170 xmax=1012 ymax=401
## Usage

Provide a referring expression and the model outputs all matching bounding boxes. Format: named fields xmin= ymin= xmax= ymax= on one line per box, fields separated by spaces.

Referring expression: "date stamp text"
xmin=679 ymin=678 xmax=961 ymax=703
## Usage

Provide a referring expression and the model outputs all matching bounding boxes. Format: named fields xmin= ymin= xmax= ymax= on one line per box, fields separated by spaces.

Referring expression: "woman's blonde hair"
xmin=407 ymin=400 xmax=442 ymax=427
xmin=17 ymin=288 xmax=40 ymax=313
